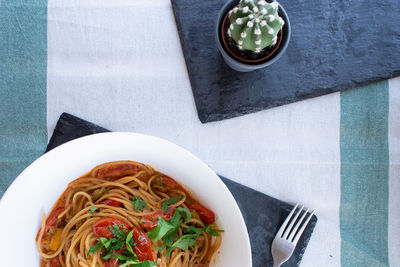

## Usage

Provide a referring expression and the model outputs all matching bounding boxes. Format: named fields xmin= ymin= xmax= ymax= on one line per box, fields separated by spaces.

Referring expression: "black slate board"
xmin=47 ymin=112 xmax=317 ymax=266
xmin=171 ymin=0 xmax=400 ymax=123
xmin=46 ymin=113 xmax=109 ymax=152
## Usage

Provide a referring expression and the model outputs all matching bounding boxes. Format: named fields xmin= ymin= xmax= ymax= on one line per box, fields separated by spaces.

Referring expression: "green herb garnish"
xmin=86 ymin=242 xmax=102 ymax=257
xmin=89 ymin=206 xmax=98 ymax=214
xmin=133 ymin=196 xmax=147 ymax=211
xmin=147 ymin=217 xmax=175 ymax=242
xmin=161 ymin=196 xmax=184 ymax=212
xmin=148 ymin=207 xmax=191 ymax=245
xmin=204 ymin=223 xmax=225 ymax=236
xmin=109 ymin=225 xmax=127 ymax=240
xmin=87 ymin=225 xmax=156 ymax=266
xmin=176 ymin=207 xmax=191 ymax=222
xmin=184 ymin=225 xmax=203 ymax=236
xmin=126 ymin=230 xmax=137 ymax=255
xmin=166 ymin=235 xmax=197 ymax=257
xmin=147 ymin=208 xmax=223 ymax=258
xmin=120 ymin=259 xmax=157 ymax=267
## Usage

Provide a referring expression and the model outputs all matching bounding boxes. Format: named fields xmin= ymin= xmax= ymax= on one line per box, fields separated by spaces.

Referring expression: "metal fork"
xmin=271 ymin=204 xmax=315 ymax=267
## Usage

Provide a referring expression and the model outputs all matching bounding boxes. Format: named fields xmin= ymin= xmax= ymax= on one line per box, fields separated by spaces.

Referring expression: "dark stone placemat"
xmin=46 ymin=113 xmax=108 ymax=152
xmin=171 ymin=0 xmax=400 ymax=123
xmin=47 ymin=112 xmax=317 ymax=266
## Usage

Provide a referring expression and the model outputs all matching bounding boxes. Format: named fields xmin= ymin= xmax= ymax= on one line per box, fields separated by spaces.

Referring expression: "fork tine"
xmin=277 ymin=203 xmax=299 ymax=237
xmin=292 ymin=210 xmax=315 ymax=245
xmin=283 ymin=205 xmax=304 ymax=239
xmin=288 ymin=208 xmax=309 ymax=241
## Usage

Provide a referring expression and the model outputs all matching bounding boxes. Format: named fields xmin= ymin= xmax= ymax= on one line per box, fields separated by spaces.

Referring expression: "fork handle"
xmin=273 ymin=264 xmax=281 ymax=267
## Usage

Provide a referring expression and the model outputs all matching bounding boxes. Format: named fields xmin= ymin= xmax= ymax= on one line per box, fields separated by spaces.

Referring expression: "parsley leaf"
xmin=148 ymin=208 xmax=191 ymax=245
xmin=126 ymin=230 xmax=137 ymax=255
xmin=163 ymin=224 xmax=181 ymax=246
xmin=204 ymin=223 xmax=224 ymax=236
xmin=172 ymin=235 xmax=197 ymax=250
xmin=147 ymin=217 xmax=174 ymax=242
xmin=87 ymin=225 xmax=157 ymax=266
xmin=136 ymin=261 xmax=158 ymax=267
xmin=119 ymin=260 xmax=140 ymax=267
xmin=175 ymin=207 xmax=191 ymax=222
xmin=161 ymin=196 xmax=184 ymax=212
xmin=157 ymin=244 xmax=167 ymax=251
xmin=98 ymin=237 xmax=113 ymax=250
xmin=89 ymin=206 xmax=98 ymax=214
xmin=87 ymin=225 xmax=128 ymax=257
xmin=168 ymin=209 xmax=183 ymax=226
xmin=103 ymin=252 xmax=131 ymax=261
xmin=86 ymin=242 xmax=102 ymax=257
xmin=109 ymin=225 xmax=127 ymax=240
xmin=120 ymin=260 xmax=157 ymax=267
xmin=166 ymin=235 xmax=197 ymax=257
xmin=147 ymin=208 xmax=224 ymax=259
xmin=133 ymin=196 xmax=147 ymax=211
xmin=184 ymin=224 xmax=224 ymax=237
xmin=184 ymin=226 xmax=203 ymax=237
xmin=163 ymin=208 xmax=185 ymax=245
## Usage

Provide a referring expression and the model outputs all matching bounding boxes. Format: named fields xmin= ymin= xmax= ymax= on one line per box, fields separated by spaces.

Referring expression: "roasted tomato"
xmin=104 ymin=258 xmax=118 ymax=267
xmin=188 ymin=203 xmax=215 ymax=225
xmin=131 ymin=227 xmax=153 ymax=261
xmin=96 ymin=163 xmax=139 ymax=180
xmin=36 ymin=206 xmax=65 ymax=241
xmin=160 ymin=176 xmax=179 ymax=190
xmin=141 ymin=208 xmax=175 ymax=229
xmin=92 ymin=217 xmax=130 ymax=238
xmin=99 ymin=199 xmax=123 ymax=207
xmin=49 ymin=257 xmax=62 ymax=267
xmin=46 ymin=207 xmax=65 ymax=228
xmin=153 ymin=176 xmax=180 ymax=191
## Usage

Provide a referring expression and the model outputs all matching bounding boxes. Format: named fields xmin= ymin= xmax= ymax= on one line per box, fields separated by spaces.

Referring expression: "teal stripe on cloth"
xmin=340 ymin=81 xmax=389 ymax=267
xmin=0 ymin=0 xmax=47 ymax=198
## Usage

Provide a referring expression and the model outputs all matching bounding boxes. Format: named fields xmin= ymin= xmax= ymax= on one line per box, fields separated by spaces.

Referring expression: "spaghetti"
xmin=36 ymin=161 xmax=223 ymax=267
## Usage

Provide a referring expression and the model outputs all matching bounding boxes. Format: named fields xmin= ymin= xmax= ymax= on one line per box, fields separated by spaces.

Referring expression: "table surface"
xmin=1 ymin=0 xmax=400 ymax=266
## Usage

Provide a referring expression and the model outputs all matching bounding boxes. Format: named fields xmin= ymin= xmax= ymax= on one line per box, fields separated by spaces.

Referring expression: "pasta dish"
xmin=36 ymin=161 xmax=223 ymax=267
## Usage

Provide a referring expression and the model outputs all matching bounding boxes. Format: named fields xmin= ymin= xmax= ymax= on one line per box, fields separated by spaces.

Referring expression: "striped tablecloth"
xmin=1 ymin=0 xmax=399 ymax=266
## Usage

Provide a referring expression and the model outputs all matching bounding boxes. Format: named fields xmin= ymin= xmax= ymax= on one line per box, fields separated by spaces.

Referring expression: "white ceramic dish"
xmin=0 ymin=132 xmax=252 ymax=267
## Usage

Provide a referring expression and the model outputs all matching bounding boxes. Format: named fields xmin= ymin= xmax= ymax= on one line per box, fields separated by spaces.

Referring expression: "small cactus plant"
xmin=228 ymin=0 xmax=285 ymax=53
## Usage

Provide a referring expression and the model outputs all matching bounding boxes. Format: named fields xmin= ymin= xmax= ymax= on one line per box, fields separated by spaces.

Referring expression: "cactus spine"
xmin=228 ymin=0 xmax=284 ymax=53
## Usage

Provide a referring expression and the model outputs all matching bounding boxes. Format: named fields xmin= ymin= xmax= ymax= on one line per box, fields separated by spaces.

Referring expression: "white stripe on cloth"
xmin=389 ymin=77 xmax=400 ymax=266
xmin=47 ymin=0 xmax=341 ymax=265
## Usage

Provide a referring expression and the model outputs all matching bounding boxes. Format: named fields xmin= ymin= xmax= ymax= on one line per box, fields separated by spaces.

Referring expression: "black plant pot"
xmin=215 ymin=0 xmax=291 ymax=72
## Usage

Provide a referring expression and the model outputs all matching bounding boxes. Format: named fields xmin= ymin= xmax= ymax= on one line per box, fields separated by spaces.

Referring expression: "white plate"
xmin=0 ymin=132 xmax=252 ymax=267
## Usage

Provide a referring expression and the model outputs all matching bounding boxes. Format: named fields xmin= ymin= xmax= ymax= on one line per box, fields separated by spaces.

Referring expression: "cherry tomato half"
xmin=92 ymin=217 xmax=130 ymax=238
xmin=188 ymin=203 xmax=215 ymax=225
xmin=141 ymin=208 xmax=175 ymax=229
xmin=160 ymin=176 xmax=179 ymax=190
xmin=105 ymin=257 xmax=119 ymax=267
xmin=131 ymin=227 xmax=153 ymax=261
xmin=96 ymin=164 xmax=139 ymax=180
xmin=37 ymin=206 xmax=65 ymax=241
xmin=46 ymin=207 xmax=65 ymax=228
xmin=99 ymin=199 xmax=123 ymax=207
